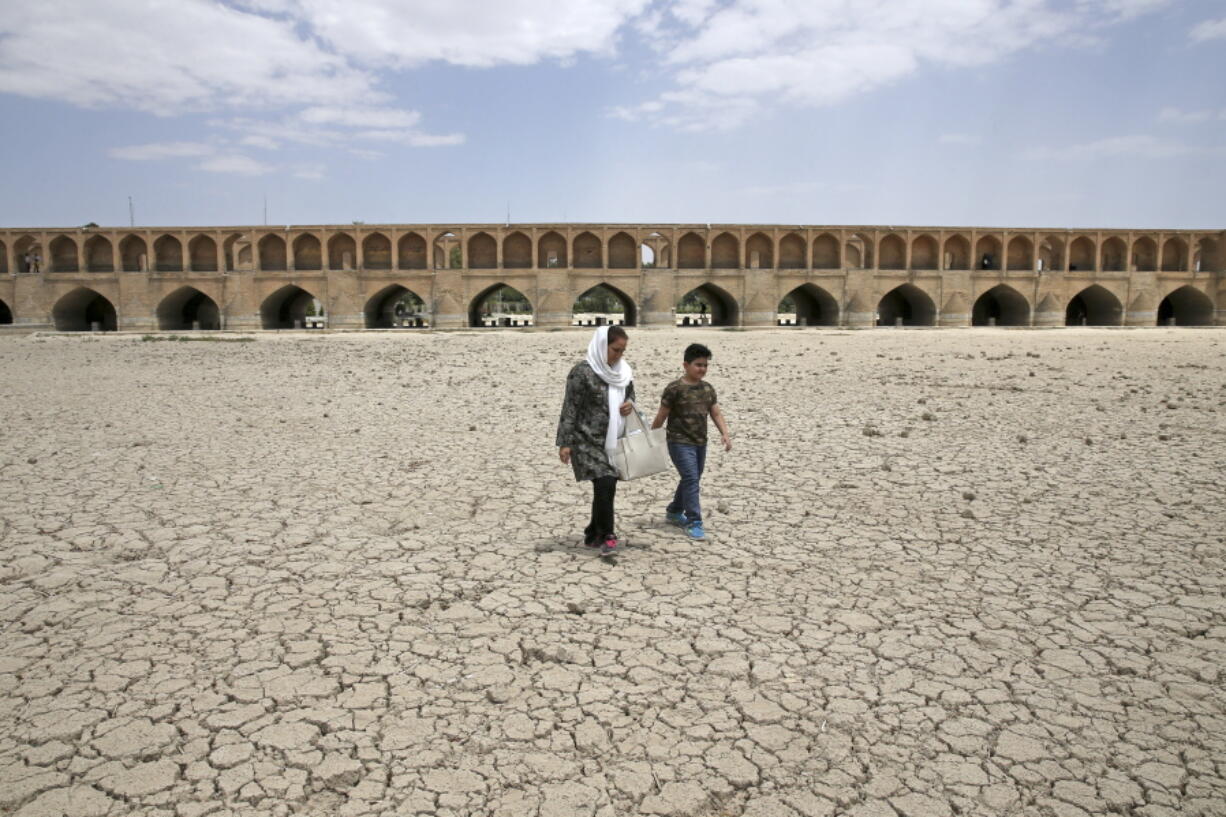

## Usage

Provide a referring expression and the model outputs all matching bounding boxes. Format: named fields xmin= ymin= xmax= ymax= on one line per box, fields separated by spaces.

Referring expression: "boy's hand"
xmin=559 ymin=447 xmax=571 ymax=465
xmin=721 ymin=434 xmax=732 ymax=452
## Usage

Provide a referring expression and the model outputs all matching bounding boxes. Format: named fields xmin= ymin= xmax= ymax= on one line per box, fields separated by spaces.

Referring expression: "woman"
xmin=556 ymin=325 xmax=635 ymax=556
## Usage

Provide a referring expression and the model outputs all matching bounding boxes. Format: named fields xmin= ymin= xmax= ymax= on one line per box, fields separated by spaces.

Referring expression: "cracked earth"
xmin=0 ymin=328 xmax=1223 ymax=817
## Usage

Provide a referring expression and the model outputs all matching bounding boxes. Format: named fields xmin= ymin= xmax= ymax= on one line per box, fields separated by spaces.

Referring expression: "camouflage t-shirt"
xmin=660 ymin=378 xmax=718 ymax=446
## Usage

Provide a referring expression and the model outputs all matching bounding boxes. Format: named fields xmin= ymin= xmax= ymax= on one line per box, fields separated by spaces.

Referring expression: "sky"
xmin=0 ymin=0 xmax=1223 ymax=230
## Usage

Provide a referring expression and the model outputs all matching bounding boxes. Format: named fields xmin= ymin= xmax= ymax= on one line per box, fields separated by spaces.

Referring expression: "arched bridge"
xmin=1 ymin=224 xmax=1222 ymax=331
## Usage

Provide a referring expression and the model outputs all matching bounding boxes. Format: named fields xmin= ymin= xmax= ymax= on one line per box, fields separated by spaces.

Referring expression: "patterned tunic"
xmin=660 ymin=378 xmax=718 ymax=446
xmin=556 ymin=361 xmax=637 ymax=482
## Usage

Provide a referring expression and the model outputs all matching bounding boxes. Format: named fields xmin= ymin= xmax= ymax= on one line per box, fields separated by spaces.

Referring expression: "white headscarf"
xmin=584 ymin=326 xmax=633 ymax=457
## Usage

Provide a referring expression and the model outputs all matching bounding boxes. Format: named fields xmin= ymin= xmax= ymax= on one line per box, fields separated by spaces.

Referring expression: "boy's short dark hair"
xmin=684 ymin=343 xmax=712 ymax=363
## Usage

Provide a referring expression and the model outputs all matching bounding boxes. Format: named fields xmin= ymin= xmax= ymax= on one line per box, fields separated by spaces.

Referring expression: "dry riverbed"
xmin=1 ymin=328 xmax=1224 ymax=817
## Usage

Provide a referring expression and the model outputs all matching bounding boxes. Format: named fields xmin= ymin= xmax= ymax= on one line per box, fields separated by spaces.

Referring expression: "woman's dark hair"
xmin=684 ymin=343 xmax=712 ymax=363
xmin=607 ymin=325 xmax=629 ymax=344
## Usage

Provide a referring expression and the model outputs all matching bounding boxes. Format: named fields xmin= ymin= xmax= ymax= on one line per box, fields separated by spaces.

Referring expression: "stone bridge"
xmin=0 ymin=224 xmax=1222 ymax=331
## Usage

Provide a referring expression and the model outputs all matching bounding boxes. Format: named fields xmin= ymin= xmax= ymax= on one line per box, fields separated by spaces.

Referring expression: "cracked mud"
xmin=1 ymin=328 xmax=1223 ymax=817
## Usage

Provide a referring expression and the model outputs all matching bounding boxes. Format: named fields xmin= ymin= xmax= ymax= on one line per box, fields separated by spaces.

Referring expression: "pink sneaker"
xmin=600 ymin=536 xmax=620 ymax=557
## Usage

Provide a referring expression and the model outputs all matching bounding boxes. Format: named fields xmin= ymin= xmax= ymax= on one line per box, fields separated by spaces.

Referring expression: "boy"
xmin=651 ymin=343 xmax=732 ymax=540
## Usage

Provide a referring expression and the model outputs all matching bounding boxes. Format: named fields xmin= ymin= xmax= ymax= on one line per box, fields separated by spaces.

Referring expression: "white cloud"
xmin=1190 ymin=17 xmax=1226 ymax=42
xmin=625 ymin=0 xmax=1175 ymax=130
xmin=1157 ymin=107 xmax=1225 ymax=124
xmin=196 ymin=154 xmax=275 ymax=175
xmin=240 ymin=135 xmax=281 ymax=150
xmin=0 ymin=0 xmax=379 ymax=114
xmin=108 ymin=142 xmax=216 ymax=161
xmin=1022 ymin=134 xmax=1226 ymax=160
xmin=292 ymin=0 xmax=652 ymax=68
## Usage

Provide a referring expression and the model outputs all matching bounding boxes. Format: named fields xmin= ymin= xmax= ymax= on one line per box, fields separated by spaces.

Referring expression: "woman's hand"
xmin=559 ymin=447 xmax=571 ymax=465
xmin=619 ymin=401 xmax=633 ymax=417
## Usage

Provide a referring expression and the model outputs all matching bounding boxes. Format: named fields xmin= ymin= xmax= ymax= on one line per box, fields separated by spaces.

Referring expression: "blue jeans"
xmin=666 ymin=442 xmax=706 ymax=522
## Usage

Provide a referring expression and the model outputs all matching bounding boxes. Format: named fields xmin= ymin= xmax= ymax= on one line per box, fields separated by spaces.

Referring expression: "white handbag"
xmin=611 ymin=403 xmax=671 ymax=481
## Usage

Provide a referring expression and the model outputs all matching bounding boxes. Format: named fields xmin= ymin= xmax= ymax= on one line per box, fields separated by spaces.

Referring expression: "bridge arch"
xmin=812 ymin=233 xmax=839 ymax=268
xmin=746 ymin=232 xmax=772 ymax=269
xmin=365 ymin=284 xmax=428 ymax=328
xmin=292 ymin=234 xmax=322 ymax=270
xmin=1161 ymin=237 xmax=1187 ymax=271
xmin=1066 ymin=285 xmax=1122 ymax=326
xmin=573 ymin=283 xmax=637 ymax=326
xmin=877 ymin=283 xmax=936 ymax=326
xmin=678 ymin=232 xmax=705 ymax=269
xmin=1195 ymin=237 xmax=1219 ymax=272
xmin=640 ymin=232 xmax=669 ymax=269
xmin=1069 ymin=236 xmax=1095 ymax=270
xmin=539 ymin=231 xmax=566 ymax=268
xmin=780 ymin=283 xmax=838 ymax=326
xmin=976 ymin=235 xmax=1002 ymax=270
xmin=468 ymin=232 xmax=496 ymax=269
xmin=258 ymin=234 xmax=287 ymax=271
xmin=879 ymin=234 xmax=905 ymax=270
xmin=157 ymin=286 xmax=220 ymax=330
xmin=83 ymin=235 xmax=113 ymax=272
xmin=14 ymin=235 xmax=41 ymax=272
xmin=779 ymin=232 xmax=805 ymax=269
xmin=470 ymin=283 xmax=534 ymax=327
xmin=677 ymin=282 xmax=738 ymax=327
xmin=53 ymin=287 xmax=116 ymax=331
xmin=711 ymin=232 xmax=739 ymax=269
xmin=573 ymin=232 xmax=601 ymax=268
xmin=846 ymin=232 xmax=873 ymax=269
xmin=1006 ymin=236 xmax=1033 ymax=270
xmin=0 ymin=297 xmax=12 ymax=324
xmin=154 ymin=234 xmax=182 ymax=271
xmin=398 ymin=232 xmax=427 ymax=269
xmin=363 ymin=232 xmax=392 ymax=269
xmin=1133 ymin=236 xmax=1157 ymax=272
xmin=261 ymin=285 xmax=319 ymax=329
xmin=50 ymin=235 xmax=79 ymax=272
xmin=912 ymin=234 xmax=938 ymax=270
xmin=1039 ymin=236 xmax=1064 ymax=272
xmin=189 ymin=235 xmax=218 ymax=271
xmin=503 ymin=232 xmax=531 ymax=268
xmin=1157 ymin=285 xmax=1213 ymax=326
xmin=972 ymin=284 xmax=1030 ymax=326
xmin=608 ymin=232 xmax=637 ymax=269
xmin=328 ymin=233 xmax=356 ymax=270
xmin=944 ymin=234 xmax=970 ymax=270
xmin=1101 ymin=237 xmax=1126 ymax=272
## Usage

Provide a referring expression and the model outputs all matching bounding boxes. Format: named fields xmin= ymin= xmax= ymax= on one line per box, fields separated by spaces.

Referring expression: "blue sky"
xmin=0 ymin=0 xmax=1223 ymax=230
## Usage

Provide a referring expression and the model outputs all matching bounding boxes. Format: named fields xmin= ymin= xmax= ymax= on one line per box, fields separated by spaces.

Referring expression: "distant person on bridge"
xmin=556 ymin=326 xmax=635 ymax=557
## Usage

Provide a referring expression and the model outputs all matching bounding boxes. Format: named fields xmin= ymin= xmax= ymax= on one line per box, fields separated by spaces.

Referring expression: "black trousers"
xmin=584 ymin=476 xmax=618 ymax=544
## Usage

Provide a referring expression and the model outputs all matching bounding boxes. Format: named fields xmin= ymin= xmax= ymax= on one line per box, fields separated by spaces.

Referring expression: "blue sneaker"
xmin=684 ymin=520 xmax=706 ymax=540
xmin=665 ymin=510 xmax=688 ymax=527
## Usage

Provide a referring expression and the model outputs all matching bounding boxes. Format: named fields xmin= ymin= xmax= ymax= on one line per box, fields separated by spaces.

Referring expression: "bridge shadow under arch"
xmin=572 ymin=283 xmax=637 ymax=327
xmin=365 ymin=284 xmax=429 ymax=328
xmin=1066 ymin=285 xmax=1122 ymax=326
xmin=877 ymin=284 xmax=936 ymax=326
xmin=1157 ymin=285 xmax=1214 ymax=326
xmin=677 ymin=283 xmax=738 ymax=327
xmin=469 ymin=283 xmax=534 ymax=327
xmin=261 ymin=285 xmax=320 ymax=329
xmin=779 ymin=283 xmax=838 ymax=326
xmin=972 ymin=284 xmax=1030 ymax=326
xmin=54 ymin=287 xmax=117 ymax=331
xmin=158 ymin=286 xmax=220 ymax=330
